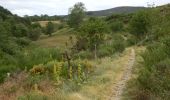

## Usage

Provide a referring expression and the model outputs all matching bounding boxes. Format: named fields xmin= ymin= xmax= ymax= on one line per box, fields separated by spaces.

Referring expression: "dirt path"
xmin=66 ymin=48 xmax=136 ymax=100
xmin=109 ymin=48 xmax=135 ymax=100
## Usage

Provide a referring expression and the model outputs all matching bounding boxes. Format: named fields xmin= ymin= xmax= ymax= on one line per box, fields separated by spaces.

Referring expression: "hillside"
xmin=86 ymin=6 xmax=146 ymax=16
xmin=0 ymin=3 xmax=170 ymax=100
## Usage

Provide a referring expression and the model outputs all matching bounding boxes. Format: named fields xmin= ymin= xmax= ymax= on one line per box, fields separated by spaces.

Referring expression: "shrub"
xmin=138 ymin=37 xmax=170 ymax=99
xmin=30 ymin=64 xmax=46 ymax=75
xmin=109 ymin=21 xmax=123 ymax=32
xmin=16 ymin=37 xmax=31 ymax=47
xmin=98 ymin=44 xmax=112 ymax=58
xmin=126 ymin=35 xmax=138 ymax=46
xmin=28 ymin=28 xmax=41 ymax=41
xmin=129 ymin=10 xmax=151 ymax=39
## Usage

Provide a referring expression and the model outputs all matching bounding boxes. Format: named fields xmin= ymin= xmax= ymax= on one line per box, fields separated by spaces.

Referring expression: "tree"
xmin=68 ymin=2 xmax=86 ymax=28
xmin=79 ymin=17 xmax=108 ymax=50
xmin=46 ymin=21 xmax=54 ymax=36
xmin=28 ymin=27 xmax=41 ymax=41
xmin=129 ymin=11 xmax=150 ymax=39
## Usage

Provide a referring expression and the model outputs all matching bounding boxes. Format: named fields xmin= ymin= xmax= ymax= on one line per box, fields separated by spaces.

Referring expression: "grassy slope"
xmin=32 ymin=21 xmax=61 ymax=27
xmin=33 ymin=28 xmax=76 ymax=49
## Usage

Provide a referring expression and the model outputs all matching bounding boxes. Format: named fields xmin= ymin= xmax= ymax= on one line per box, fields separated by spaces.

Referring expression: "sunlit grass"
xmin=63 ymin=48 xmax=133 ymax=100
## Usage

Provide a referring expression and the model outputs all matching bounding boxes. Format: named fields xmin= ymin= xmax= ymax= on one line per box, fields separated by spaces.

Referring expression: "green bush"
xmin=109 ymin=21 xmax=123 ymax=32
xmin=98 ymin=44 xmax=112 ymax=58
xmin=129 ymin=10 xmax=151 ymax=39
xmin=138 ymin=37 xmax=170 ymax=99
xmin=16 ymin=37 xmax=31 ymax=47
xmin=28 ymin=28 xmax=41 ymax=41
xmin=126 ymin=35 xmax=138 ymax=46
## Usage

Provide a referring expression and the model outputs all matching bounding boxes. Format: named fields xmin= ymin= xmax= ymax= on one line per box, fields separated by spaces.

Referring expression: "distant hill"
xmin=86 ymin=6 xmax=146 ymax=16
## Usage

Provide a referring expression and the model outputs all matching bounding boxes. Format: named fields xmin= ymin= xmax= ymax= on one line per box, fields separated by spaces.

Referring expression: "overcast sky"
xmin=0 ymin=0 xmax=169 ymax=16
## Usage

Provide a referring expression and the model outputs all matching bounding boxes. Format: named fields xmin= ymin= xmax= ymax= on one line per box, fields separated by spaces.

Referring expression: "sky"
xmin=0 ymin=0 xmax=170 ymax=16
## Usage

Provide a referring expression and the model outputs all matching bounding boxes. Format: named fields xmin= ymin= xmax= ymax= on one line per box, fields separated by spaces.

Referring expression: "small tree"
xmin=28 ymin=28 xmax=41 ymax=41
xmin=46 ymin=21 xmax=54 ymax=36
xmin=79 ymin=17 xmax=108 ymax=50
xmin=68 ymin=2 xmax=86 ymax=29
xmin=129 ymin=11 xmax=150 ymax=39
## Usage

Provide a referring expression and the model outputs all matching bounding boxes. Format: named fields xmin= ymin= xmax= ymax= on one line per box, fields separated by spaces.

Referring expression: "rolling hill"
xmin=86 ymin=6 xmax=146 ymax=16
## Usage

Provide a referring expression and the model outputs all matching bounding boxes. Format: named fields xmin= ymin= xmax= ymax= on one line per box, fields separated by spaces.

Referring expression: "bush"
xmin=129 ymin=10 xmax=151 ymax=39
xmin=109 ymin=21 xmax=123 ymax=32
xmin=98 ymin=44 xmax=112 ymax=58
xmin=45 ymin=59 xmax=93 ymax=83
xmin=16 ymin=37 xmax=31 ymax=47
xmin=30 ymin=64 xmax=46 ymax=75
xmin=28 ymin=28 xmax=41 ymax=41
xmin=138 ymin=37 xmax=170 ymax=99
xmin=126 ymin=35 xmax=138 ymax=46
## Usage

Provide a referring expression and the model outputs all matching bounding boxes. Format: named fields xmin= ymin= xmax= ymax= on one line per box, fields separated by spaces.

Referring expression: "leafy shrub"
xmin=109 ymin=21 xmax=123 ymax=32
xmin=98 ymin=44 xmax=112 ymax=58
xmin=137 ymin=37 xmax=170 ymax=99
xmin=126 ymin=35 xmax=138 ymax=46
xmin=13 ymin=23 xmax=28 ymax=37
xmin=30 ymin=64 xmax=46 ymax=75
xmin=45 ymin=59 xmax=93 ymax=83
xmin=129 ymin=10 xmax=151 ymax=39
xmin=16 ymin=37 xmax=31 ymax=47
xmin=28 ymin=28 xmax=41 ymax=41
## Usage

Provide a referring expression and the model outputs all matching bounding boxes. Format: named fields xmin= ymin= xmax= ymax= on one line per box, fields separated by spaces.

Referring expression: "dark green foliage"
xmin=78 ymin=17 xmax=108 ymax=50
xmin=137 ymin=37 xmax=170 ymax=99
xmin=16 ymin=37 xmax=31 ymax=47
xmin=12 ymin=23 xmax=28 ymax=37
xmin=123 ymin=5 xmax=170 ymax=100
xmin=24 ymin=14 xmax=63 ymax=22
xmin=98 ymin=34 xmax=125 ymax=57
xmin=109 ymin=21 xmax=123 ymax=32
xmin=126 ymin=35 xmax=138 ymax=46
xmin=46 ymin=22 xmax=54 ymax=36
xmin=129 ymin=10 xmax=151 ymax=39
xmin=68 ymin=2 xmax=86 ymax=28
xmin=28 ymin=28 xmax=41 ymax=41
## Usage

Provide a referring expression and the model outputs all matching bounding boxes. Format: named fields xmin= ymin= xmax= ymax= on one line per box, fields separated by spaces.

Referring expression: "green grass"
xmin=61 ymin=47 xmax=133 ymax=100
xmin=122 ymin=46 xmax=146 ymax=100
xmin=33 ymin=28 xmax=76 ymax=49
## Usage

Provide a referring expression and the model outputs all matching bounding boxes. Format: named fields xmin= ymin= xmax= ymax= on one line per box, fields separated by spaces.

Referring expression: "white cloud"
xmin=12 ymin=9 xmax=34 ymax=16
xmin=0 ymin=0 xmax=169 ymax=16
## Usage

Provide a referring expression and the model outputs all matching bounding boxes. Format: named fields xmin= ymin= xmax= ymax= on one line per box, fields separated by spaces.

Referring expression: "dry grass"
xmin=121 ymin=46 xmax=146 ymax=100
xmin=34 ymin=34 xmax=75 ymax=49
xmin=0 ymin=47 xmax=137 ymax=100
xmin=0 ymin=72 xmax=28 ymax=100
xmin=32 ymin=21 xmax=61 ymax=27
xmin=64 ymin=47 xmax=133 ymax=100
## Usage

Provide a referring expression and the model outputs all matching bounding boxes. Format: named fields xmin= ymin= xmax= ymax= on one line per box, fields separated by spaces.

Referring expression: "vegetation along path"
xmin=109 ymin=48 xmax=135 ymax=100
xmin=67 ymin=48 xmax=135 ymax=100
